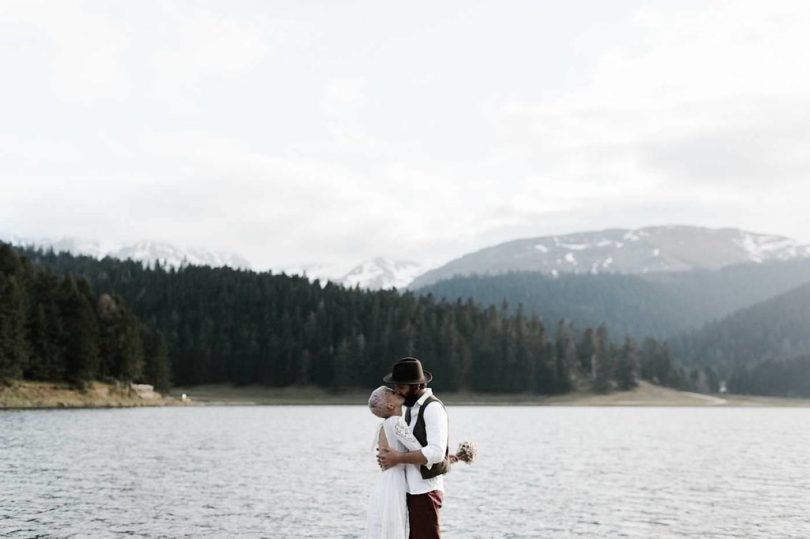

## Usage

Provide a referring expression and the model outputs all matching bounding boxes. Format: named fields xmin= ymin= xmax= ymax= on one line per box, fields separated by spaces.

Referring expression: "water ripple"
xmin=2 ymin=407 xmax=810 ymax=537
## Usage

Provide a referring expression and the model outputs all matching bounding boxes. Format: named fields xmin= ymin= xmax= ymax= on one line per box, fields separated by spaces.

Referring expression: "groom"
xmin=378 ymin=357 xmax=451 ymax=539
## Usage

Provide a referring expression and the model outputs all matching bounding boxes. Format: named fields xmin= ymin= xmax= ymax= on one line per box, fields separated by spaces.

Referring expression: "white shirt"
xmin=404 ymin=388 xmax=448 ymax=495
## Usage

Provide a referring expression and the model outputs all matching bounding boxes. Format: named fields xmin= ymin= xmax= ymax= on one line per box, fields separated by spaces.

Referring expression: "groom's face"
xmin=394 ymin=384 xmax=421 ymax=407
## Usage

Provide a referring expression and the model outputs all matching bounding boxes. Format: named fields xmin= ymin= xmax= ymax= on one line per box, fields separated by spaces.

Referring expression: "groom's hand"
xmin=377 ymin=447 xmax=399 ymax=470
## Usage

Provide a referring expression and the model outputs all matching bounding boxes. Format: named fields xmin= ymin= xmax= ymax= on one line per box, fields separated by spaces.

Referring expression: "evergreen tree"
xmin=554 ymin=320 xmax=576 ymax=393
xmin=593 ymin=324 xmax=612 ymax=393
xmin=98 ymin=294 xmax=145 ymax=382
xmin=141 ymin=327 xmax=171 ymax=393
xmin=58 ymin=276 xmax=101 ymax=385
xmin=704 ymin=366 xmax=720 ymax=394
xmin=0 ymin=274 xmax=29 ymax=380
xmin=578 ymin=328 xmax=596 ymax=381
xmin=25 ymin=271 xmax=66 ymax=380
xmin=331 ymin=339 xmax=350 ymax=393
xmin=639 ymin=337 xmax=683 ymax=389
xmin=615 ymin=336 xmax=639 ymax=390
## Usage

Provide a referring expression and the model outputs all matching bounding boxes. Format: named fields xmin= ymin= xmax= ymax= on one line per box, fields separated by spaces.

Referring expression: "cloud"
xmin=1 ymin=1 xmax=129 ymax=100
xmin=488 ymin=1 xmax=810 ymax=230
xmin=640 ymin=100 xmax=810 ymax=184
xmin=0 ymin=0 xmax=302 ymax=107
xmin=3 ymin=1 xmax=810 ymax=270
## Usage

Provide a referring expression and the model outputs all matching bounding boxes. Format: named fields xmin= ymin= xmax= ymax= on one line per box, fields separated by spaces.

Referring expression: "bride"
xmin=366 ymin=386 xmax=424 ymax=539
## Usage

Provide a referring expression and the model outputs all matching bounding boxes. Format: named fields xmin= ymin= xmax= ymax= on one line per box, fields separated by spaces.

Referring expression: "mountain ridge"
xmin=2 ymin=235 xmax=252 ymax=270
xmin=409 ymin=225 xmax=810 ymax=289
xmin=416 ymin=257 xmax=810 ymax=340
xmin=284 ymin=257 xmax=426 ymax=290
xmin=675 ymin=281 xmax=810 ymax=370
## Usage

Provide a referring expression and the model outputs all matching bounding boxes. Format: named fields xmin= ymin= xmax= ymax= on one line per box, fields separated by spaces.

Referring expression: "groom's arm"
xmin=378 ymin=403 xmax=448 ymax=470
xmin=378 ymin=447 xmax=428 ymax=469
xmin=419 ymin=402 xmax=448 ymax=470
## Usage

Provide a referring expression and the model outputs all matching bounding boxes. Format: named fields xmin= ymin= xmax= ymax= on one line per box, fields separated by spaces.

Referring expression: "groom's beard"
xmin=403 ymin=394 xmax=419 ymax=407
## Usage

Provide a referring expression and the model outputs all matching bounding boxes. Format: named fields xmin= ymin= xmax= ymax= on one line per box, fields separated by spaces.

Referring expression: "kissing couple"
xmin=366 ymin=357 xmax=456 ymax=539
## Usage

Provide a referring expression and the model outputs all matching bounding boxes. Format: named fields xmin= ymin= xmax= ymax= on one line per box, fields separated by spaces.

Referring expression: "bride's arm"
xmin=388 ymin=416 xmax=424 ymax=452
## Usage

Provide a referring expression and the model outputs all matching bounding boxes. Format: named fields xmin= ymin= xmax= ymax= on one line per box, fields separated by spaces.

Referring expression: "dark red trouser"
xmin=407 ymin=490 xmax=443 ymax=539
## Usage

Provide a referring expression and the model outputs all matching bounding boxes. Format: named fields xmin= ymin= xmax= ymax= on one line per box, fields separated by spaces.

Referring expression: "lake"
xmin=2 ymin=405 xmax=810 ymax=538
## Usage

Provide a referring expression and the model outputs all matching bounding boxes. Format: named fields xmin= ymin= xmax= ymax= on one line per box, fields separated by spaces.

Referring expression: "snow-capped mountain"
xmin=340 ymin=258 xmax=426 ymax=290
xmin=110 ymin=241 xmax=251 ymax=269
xmin=285 ymin=258 xmax=426 ymax=290
xmin=3 ymin=235 xmax=252 ymax=270
xmin=280 ymin=262 xmax=350 ymax=282
xmin=409 ymin=226 xmax=810 ymax=289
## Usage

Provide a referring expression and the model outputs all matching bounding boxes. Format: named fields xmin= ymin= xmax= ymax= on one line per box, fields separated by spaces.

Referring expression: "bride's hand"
xmin=377 ymin=447 xmax=399 ymax=470
xmin=449 ymin=454 xmax=459 ymax=464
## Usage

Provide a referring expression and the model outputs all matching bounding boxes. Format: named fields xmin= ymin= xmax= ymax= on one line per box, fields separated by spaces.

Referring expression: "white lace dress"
xmin=367 ymin=416 xmax=423 ymax=539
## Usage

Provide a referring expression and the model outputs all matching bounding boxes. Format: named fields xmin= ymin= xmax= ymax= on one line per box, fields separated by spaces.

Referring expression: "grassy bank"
xmin=171 ymin=381 xmax=810 ymax=407
xmin=6 ymin=380 xmax=808 ymax=409
xmin=0 ymin=380 xmax=179 ymax=409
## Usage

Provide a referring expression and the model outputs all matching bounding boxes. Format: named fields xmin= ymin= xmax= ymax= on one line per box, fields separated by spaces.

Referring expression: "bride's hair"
xmin=368 ymin=385 xmax=394 ymax=418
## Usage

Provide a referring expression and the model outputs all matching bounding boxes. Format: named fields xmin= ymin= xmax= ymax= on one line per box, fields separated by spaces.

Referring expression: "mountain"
xmin=285 ymin=257 xmax=426 ymax=290
xmin=409 ymin=226 xmax=810 ymax=289
xmin=6 ymin=234 xmax=418 ymax=288
xmin=340 ymin=258 xmax=426 ymax=290
xmin=674 ymin=281 xmax=810 ymax=370
xmin=417 ymin=258 xmax=810 ymax=339
xmin=109 ymin=241 xmax=251 ymax=270
xmin=419 ymin=271 xmax=687 ymax=338
xmin=2 ymin=235 xmax=252 ymax=270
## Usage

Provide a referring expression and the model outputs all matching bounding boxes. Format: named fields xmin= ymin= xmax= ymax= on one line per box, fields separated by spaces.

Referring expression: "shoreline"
xmin=0 ymin=380 xmax=182 ymax=410
xmin=4 ymin=380 xmax=810 ymax=409
xmin=169 ymin=381 xmax=810 ymax=408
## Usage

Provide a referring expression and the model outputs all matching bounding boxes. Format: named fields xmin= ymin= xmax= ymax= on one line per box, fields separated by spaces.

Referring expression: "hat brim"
xmin=383 ymin=370 xmax=432 ymax=385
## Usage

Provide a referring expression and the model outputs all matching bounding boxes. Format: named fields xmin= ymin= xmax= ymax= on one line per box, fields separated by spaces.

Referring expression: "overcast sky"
xmin=2 ymin=0 xmax=809 ymax=271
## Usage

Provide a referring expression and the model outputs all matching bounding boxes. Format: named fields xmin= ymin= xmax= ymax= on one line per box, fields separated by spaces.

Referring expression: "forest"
xmin=728 ymin=355 xmax=810 ymax=397
xmin=415 ymin=259 xmax=810 ymax=340
xmin=673 ymin=282 xmax=810 ymax=368
xmin=0 ymin=244 xmax=170 ymax=391
xmin=3 ymin=243 xmax=690 ymax=395
xmin=413 ymin=265 xmax=810 ymax=398
xmin=671 ymin=282 xmax=810 ymax=397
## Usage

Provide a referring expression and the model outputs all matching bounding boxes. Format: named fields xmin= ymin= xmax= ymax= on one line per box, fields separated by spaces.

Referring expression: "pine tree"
xmin=26 ymin=272 xmax=66 ymax=380
xmin=0 ymin=274 xmax=29 ymax=380
xmin=141 ymin=327 xmax=171 ymax=393
xmin=554 ymin=320 xmax=576 ymax=393
xmin=98 ymin=294 xmax=145 ymax=382
xmin=615 ymin=336 xmax=639 ymax=390
xmin=331 ymin=339 xmax=350 ymax=393
xmin=510 ymin=306 xmax=533 ymax=393
xmin=640 ymin=337 xmax=682 ymax=389
xmin=58 ymin=276 xmax=100 ymax=385
xmin=593 ymin=324 xmax=612 ymax=393
xmin=577 ymin=328 xmax=596 ymax=381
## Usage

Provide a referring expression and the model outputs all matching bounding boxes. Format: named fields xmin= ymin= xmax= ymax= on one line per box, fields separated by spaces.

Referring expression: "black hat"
xmin=383 ymin=357 xmax=432 ymax=385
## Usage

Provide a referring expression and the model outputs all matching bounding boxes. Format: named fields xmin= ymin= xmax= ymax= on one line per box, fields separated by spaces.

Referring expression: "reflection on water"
xmin=2 ymin=406 xmax=810 ymax=538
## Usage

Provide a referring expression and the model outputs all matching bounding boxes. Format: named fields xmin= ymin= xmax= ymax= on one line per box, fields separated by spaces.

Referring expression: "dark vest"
xmin=406 ymin=395 xmax=451 ymax=479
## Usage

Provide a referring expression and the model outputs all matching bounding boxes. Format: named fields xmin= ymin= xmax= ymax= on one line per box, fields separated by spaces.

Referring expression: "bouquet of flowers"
xmin=455 ymin=441 xmax=478 ymax=464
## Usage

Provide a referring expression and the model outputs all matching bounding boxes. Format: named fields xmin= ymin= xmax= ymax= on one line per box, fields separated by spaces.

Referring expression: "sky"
xmin=2 ymin=0 xmax=810 ymax=272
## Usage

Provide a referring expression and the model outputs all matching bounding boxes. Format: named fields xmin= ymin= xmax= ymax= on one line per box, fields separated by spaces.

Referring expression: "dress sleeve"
xmin=387 ymin=416 xmax=424 ymax=452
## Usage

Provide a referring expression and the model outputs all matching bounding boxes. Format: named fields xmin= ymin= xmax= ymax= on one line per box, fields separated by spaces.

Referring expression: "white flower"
xmin=456 ymin=441 xmax=478 ymax=464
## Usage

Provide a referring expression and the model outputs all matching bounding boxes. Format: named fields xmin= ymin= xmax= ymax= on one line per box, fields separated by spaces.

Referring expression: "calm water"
xmin=2 ymin=406 xmax=810 ymax=538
